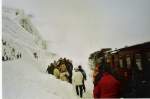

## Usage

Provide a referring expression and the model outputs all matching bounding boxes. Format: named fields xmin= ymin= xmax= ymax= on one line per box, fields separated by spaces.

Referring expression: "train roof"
xmin=89 ymin=42 xmax=150 ymax=59
xmin=117 ymin=41 xmax=150 ymax=51
xmin=105 ymin=41 xmax=150 ymax=54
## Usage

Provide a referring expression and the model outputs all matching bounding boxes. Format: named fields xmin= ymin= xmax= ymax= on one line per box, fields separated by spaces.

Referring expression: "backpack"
xmin=81 ymin=70 xmax=87 ymax=80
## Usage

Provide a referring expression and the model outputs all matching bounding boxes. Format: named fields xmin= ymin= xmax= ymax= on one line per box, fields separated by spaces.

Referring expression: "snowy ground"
xmin=3 ymin=54 xmax=93 ymax=99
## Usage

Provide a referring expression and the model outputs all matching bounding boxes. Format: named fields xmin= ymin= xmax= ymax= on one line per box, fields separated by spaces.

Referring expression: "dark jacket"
xmin=78 ymin=68 xmax=86 ymax=80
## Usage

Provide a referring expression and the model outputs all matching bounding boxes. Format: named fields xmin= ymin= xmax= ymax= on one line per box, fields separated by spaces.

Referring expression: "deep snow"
xmin=3 ymin=53 xmax=93 ymax=99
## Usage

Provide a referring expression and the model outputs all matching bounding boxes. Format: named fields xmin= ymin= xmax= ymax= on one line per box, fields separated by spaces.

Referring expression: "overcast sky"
xmin=3 ymin=0 xmax=150 ymax=64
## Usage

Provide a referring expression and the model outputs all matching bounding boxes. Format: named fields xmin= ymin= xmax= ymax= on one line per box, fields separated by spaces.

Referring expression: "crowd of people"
xmin=2 ymin=40 xmax=22 ymax=61
xmin=47 ymin=57 xmax=148 ymax=98
xmin=46 ymin=58 xmax=87 ymax=98
xmin=46 ymin=58 xmax=73 ymax=83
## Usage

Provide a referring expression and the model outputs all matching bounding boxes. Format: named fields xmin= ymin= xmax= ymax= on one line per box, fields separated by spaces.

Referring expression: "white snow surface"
xmin=2 ymin=7 xmax=93 ymax=99
xmin=3 ymin=53 xmax=93 ymax=99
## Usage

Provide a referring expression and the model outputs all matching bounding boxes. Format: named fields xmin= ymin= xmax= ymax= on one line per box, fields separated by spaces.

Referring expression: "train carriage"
xmin=89 ymin=42 xmax=150 ymax=97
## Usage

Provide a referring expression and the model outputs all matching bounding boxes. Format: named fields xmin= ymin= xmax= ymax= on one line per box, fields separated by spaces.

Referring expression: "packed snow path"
xmin=3 ymin=58 xmax=93 ymax=99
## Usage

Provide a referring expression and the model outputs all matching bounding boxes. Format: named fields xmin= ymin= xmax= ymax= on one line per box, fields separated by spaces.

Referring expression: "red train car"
xmin=109 ymin=42 xmax=150 ymax=81
xmin=89 ymin=41 xmax=150 ymax=97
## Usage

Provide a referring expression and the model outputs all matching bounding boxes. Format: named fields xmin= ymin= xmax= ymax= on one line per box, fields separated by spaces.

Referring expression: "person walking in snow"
xmin=72 ymin=68 xmax=83 ymax=98
xmin=47 ymin=63 xmax=55 ymax=74
xmin=78 ymin=65 xmax=87 ymax=92
xmin=33 ymin=52 xmax=38 ymax=59
xmin=65 ymin=59 xmax=73 ymax=83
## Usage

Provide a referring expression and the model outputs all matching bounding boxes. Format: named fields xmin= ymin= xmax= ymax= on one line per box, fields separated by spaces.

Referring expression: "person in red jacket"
xmin=93 ymin=62 xmax=121 ymax=98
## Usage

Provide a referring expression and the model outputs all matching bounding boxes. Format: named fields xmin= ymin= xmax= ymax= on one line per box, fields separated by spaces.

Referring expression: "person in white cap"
xmin=72 ymin=68 xmax=83 ymax=98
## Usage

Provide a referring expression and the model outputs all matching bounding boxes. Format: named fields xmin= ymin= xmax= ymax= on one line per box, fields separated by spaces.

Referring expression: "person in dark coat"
xmin=78 ymin=65 xmax=87 ymax=92
xmin=93 ymin=63 xmax=121 ymax=98
xmin=47 ymin=63 xmax=55 ymax=74
xmin=67 ymin=60 xmax=73 ymax=83
xmin=2 ymin=56 xmax=5 ymax=61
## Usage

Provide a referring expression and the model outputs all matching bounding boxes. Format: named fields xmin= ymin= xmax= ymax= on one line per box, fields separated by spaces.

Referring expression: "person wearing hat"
xmin=78 ymin=65 xmax=87 ymax=92
xmin=72 ymin=67 xmax=84 ymax=98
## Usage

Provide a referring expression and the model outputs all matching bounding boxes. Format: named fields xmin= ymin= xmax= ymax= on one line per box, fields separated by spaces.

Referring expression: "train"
xmin=89 ymin=41 xmax=150 ymax=97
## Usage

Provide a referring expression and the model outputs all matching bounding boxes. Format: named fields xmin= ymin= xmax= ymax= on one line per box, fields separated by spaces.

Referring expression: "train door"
xmin=126 ymin=55 xmax=132 ymax=80
xmin=142 ymin=51 xmax=150 ymax=81
xmin=133 ymin=53 xmax=144 ymax=82
xmin=134 ymin=52 xmax=150 ymax=97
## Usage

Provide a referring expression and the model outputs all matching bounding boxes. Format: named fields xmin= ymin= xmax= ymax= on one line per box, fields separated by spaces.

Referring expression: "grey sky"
xmin=3 ymin=0 xmax=150 ymax=64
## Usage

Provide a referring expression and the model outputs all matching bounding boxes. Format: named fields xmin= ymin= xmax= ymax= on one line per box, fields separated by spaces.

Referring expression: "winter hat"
xmin=78 ymin=65 xmax=82 ymax=69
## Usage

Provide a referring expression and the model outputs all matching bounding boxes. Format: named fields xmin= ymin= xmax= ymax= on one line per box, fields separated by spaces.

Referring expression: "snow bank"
xmin=3 ymin=57 xmax=77 ymax=99
xmin=3 ymin=50 xmax=93 ymax=99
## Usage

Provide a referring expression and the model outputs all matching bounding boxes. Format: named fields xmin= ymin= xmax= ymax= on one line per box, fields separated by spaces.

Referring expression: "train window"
xmin=135 ymin=54 xmax=142 ymax=71
xmin=106 ymin=55 xmax=111 ymax=63
xmin=126 ymin=56 xmax=131 ymax=69
xmin=114 ymin=55 xmax=119 ymax=67
xmin=119 ymin=59 xmax=123 ymax=68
